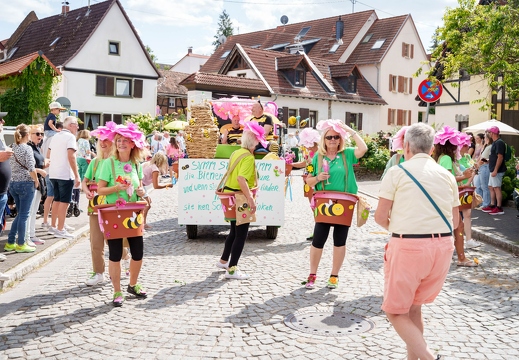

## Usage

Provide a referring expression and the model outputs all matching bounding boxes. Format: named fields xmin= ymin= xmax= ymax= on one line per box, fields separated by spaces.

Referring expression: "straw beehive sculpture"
xmin=184 ymin=103 xmax=219 ymax=158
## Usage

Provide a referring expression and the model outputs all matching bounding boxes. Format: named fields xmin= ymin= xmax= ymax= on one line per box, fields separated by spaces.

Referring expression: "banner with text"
xmin=178 ymin=159 xmax=285 ymax=226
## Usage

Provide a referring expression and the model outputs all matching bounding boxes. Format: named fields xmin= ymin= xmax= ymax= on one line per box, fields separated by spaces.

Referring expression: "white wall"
xmin=377 ymin=18 xmax=429 ymax=131
xmin=172 ymin=56 xmax=208 ymax=74
xmin=58 ymin=3 xmax=158 ymax=116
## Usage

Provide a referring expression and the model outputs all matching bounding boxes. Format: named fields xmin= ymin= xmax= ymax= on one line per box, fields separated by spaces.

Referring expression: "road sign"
xmin=418 ymin=79 xmax=443 ymax=103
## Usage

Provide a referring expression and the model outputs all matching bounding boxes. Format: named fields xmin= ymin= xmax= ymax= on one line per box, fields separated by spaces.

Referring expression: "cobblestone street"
xmin=1 ymin=175 xmax=518 ymax=359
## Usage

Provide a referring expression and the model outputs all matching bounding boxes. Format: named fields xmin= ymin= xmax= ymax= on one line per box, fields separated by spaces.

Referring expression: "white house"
xmin=171 ymin=48 xmax=209 ymax=74
xmin=0 ymin=0 xmax=160 ymax=129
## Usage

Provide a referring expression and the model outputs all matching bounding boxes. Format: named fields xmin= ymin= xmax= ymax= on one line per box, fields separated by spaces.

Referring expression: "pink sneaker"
xmin=304 ymin=274 xmax=316 ymax=289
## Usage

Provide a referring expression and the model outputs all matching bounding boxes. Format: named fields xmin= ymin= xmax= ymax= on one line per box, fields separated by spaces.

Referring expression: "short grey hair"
xmin=63 ymin=116 xmax=77 ymax=127
xmin=241 ymin=130 xmax=258 ymax=149
xmin=404 ymin=123 xmax=435 ymax=155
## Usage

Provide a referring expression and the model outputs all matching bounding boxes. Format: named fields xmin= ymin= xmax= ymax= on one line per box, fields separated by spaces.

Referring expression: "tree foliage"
xmin=428 ymin=0 xmax=519 ymax=108
xmin=0 ymin=56 xmax=58 ymax=125
xmin=212 ymin=10 xmax=234 ymax=51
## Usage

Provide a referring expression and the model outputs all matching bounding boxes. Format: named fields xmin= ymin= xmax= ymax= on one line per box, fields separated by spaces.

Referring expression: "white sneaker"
xmin=216 ymin=261 xmax=229 ymax=269
xmin=31 ymin=237 xmax=45 ymax=245
xmin=64 ymin=223 xmax=74 ymax=231
xmin=26 ymin=238 xmax=36 ymax=247
xmin=0 ymin=254 xmax=6 ymax=262
xmin=225 ymin=266 xmax=250 ymax=280
xmin=41 ymin=222 xmax=49 ymax=230
xmin=47 ymin=227 xmax=58 ymax=235
xmin=54 ymin=229 xmax=74 ymax=239
xmin=465 ymin=239 xmax=482 ymax=249
xmin=85 ymin=273 xmax=104 ymax=286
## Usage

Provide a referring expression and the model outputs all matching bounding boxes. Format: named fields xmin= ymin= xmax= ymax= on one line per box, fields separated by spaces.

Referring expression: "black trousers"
xmin=221 ymin=221 xmax=250 ymax=268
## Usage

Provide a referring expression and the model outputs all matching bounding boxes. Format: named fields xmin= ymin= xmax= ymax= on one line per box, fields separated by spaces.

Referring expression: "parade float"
xmin=177 ymin=100 xmax=285 ymax=239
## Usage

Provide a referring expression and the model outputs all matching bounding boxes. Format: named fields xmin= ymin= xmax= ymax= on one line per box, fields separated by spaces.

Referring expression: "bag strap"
xmin=216 ymin=152 xmax=251 ymax=192
xmin=397 ymin=164 xmax=452 ymax=233
xmin=316 ymin=152 xmax=349 ymax=192
xmin=92 ymin=158 xmax=100 ymax=181
xmin=13 ymin=151 xmax=29 ymax=171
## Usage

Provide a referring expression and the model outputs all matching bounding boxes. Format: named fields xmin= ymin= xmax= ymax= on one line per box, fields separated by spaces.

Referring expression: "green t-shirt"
xmin=97 ymin=157 xmax=143 ymax=204
xmin=84 ymin=158 xmax=108 ymax=214
xmin=438 ymin=155 xmax=455 ymax=176
xmin=458 ymin=154 xmax=473 ymax=185
xmin=311 ymin=147 xmax=359 ymax=194
xmin=224 ymin=148 xmax=256 ymax=192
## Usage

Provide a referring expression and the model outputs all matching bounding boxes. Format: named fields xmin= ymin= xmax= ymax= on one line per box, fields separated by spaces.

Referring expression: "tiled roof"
xmin=157 ymin=70 xmax=189 ymax=96
xmin=201 ymin=10 xmax=376 ymax=73
xmin=179 ymin=72 xmax=269 ymax=94
xmin=276 ymin=54 xmax=305 ymax=70
xmin=345 ymin=15 xmax=408 ymax=64
xmin=0 ymin=52 xmax=61 ymax=79
xmin=5 ymin=0 xmax=159 ymax=77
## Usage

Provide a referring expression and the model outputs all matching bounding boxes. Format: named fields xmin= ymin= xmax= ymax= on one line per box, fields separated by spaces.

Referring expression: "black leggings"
xmin=221 ymin=221 xmax=250 ymax=268
xmin=311 ymin=223 xmax=349 ymax=249
xmin=108 ymin=236 xmax=144 ymax=262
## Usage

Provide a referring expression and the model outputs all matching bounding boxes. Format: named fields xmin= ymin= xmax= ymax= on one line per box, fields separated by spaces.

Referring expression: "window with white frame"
xmin=169 ymin=97 xmax=176 ymax=108
xmin=116 ymin=79 xmax=131 ymax=97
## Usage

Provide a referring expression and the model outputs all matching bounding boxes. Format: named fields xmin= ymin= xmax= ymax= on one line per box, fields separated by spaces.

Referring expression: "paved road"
xmin=1 ymin=174 xmax=518 ymax=359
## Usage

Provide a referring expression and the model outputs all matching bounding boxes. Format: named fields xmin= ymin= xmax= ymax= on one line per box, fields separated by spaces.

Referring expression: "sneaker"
xmin=54 ymin=229 xmax=74 ymax=239
xmin=85 ymin=272 xmax=104 ymax=286
xmin=225 ymin=266 xmax=250 ymax=280
xmin=489 ymin=207 xmax=504 ymax=215
xmin=4 ymin=243 xmax=16 ymax=252
xmin=41 ymin=222 xmax=50 ymax=230
xmin=15 ymin=244 xmax=36 ymax=253
xmin=0 ymin=254 xmax=6 ymax=261
xmin=216 ymin=261 xmax=229 ymax=269
xmin=465 ymin=239 xmax=482 ymax=249
xmin=64 ymin=223 xmax=75 ymax=231
xmin=112 ymin=292 xmax=124 ymax=307
xmin=306 ymin=234 xmax=314 ymax=241
xmin=304 ymin=274 xmax=317 ymax=289
xmin=30 ymin=237 xmax=45 ymax=245
xmin=127 ymin=284 xmax=147 ymax=298
xmin=481 ymin=205 xmax=495 ymax=213
xmin=26 ymin=238 xmax=37 ymax=247
xmin=327 ymin=277 xmax=339 ymax=289
xmin=47 ymin=227 xmax=58 ymax=235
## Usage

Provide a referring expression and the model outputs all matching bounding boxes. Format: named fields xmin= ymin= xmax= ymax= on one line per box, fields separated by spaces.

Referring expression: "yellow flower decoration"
xmin=306 ymin=164 xmax=314 ymax=173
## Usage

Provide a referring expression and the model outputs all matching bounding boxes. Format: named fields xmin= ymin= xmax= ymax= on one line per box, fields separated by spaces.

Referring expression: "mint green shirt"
xmin=97 ymin=157 xmax=143 ymax=204
xmin=311 ymin=147 xmax=359 ymax=194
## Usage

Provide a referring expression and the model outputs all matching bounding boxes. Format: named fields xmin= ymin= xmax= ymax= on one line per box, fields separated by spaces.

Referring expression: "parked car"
xmin=0 ymin=126 xmax=16 ymax=147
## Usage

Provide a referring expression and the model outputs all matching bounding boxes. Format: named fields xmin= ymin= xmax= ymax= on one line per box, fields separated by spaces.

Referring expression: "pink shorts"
xmin=381 ymin=235 xmax=454 ymax=314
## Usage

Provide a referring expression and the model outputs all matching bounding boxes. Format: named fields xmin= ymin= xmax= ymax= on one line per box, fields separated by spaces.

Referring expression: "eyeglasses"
xmin=32 ymin=132 xmax=44 ymax=136
xmin=325 ymin=135 xmax=341 ymax=140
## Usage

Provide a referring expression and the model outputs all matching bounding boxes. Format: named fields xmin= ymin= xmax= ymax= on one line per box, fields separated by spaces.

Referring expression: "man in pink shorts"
xmin=375 ymin=123 xmax=460 ymax=360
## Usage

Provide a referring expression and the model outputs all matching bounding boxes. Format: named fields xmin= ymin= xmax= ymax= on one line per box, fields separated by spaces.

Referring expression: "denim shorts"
xmin=488 ymin=172 xmax=505 ymax=187
xmin=45 ymin=175 xmax=54 ymax=197
xmin=50 ymin=179 xmax=74 ymax=203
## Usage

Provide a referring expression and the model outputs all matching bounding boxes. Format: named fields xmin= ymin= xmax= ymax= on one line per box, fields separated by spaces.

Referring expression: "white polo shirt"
xmin=379 ymin=153 xmax=460 ymax=234
xmin=49 ymin=130 xmax=77 ymax=180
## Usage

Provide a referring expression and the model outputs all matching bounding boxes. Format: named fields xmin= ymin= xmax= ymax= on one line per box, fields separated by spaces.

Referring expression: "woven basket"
xmin=185 ymin=103 xmax=219 ymax=159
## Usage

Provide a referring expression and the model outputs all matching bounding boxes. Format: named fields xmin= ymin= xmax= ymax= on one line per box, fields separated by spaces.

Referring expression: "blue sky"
xmin=0 ymin=0 xmax=458 ymax=66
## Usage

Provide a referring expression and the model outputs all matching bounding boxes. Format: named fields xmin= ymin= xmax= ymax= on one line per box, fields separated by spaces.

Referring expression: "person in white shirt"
xmin=176 ymin=131 xmax=186 ymax=153
xmin=48 ymin=117 xmax=80 ymax=238
xmin=161 ymin=131 xmax=171 ymax=149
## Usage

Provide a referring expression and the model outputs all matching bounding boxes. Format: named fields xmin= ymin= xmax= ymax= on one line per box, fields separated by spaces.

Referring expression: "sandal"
xmin=457 ymin=259 xmax=478 ymax=267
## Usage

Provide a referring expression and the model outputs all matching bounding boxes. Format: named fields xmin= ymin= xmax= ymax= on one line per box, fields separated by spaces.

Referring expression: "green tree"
xmin=146 ymin=45 xmax=159 ymax=68
xmin=212 ymin=10 xmax=234 ymax=51
xmin=0 ymin=56 xmax=58 ymax=125
xmin=427 ymin=0 xmax=519 ymax=109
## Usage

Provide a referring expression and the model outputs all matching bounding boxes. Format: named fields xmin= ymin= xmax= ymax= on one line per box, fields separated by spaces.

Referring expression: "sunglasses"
xmin=325 ymin=135 xmax=341 ymax=140
xmin=32 ymin=132 xmax=44 ymax=136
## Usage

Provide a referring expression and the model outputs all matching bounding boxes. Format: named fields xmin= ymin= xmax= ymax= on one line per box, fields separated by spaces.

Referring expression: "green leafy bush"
xmin=357 ymin=135 xmax=390 ymax=171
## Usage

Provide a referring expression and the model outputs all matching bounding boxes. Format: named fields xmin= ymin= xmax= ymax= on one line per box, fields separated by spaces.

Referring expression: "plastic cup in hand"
xmin=322 ymin=159 xmax=330 ymax=185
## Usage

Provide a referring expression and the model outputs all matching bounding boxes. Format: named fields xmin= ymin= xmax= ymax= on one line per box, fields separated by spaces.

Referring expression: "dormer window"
xmin=371 ymin=39 xmax=385 ymax=50
xmin=336 ymin=75 xmax=357 ymax=93
xmin=283 ymin=65 xmax=306 ymax=87
xmin=109 ymin=41 xmax=120 ymax=55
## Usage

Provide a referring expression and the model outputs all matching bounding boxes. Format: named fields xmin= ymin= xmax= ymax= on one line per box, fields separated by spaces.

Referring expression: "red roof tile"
xmin=0 ymin=52 xmax=60 ymax=79
xmin=201 ymin=10 xmax=376 ymax=73
xmin=276 ymin=54 xmax=305 ymax=70
xmin=157 ymin=70 xmax=189 ymax=96
xmin=346 ymin=15 xmax=408 ymax=64
xmin=180 ymin=72 xmax=270 ymax=95
xmin=5 ymin=0 xmax=159 ymax=77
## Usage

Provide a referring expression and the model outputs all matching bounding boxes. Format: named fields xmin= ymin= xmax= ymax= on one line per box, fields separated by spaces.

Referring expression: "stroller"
xmin=66 ymin=188 xmax=81 ymax=218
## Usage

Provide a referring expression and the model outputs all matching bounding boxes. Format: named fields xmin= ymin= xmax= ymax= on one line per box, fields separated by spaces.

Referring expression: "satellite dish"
xmin=218 ymin=35 xmax=227 ymax=44
xmin=280 ymin=15 xmax=289 ymax=25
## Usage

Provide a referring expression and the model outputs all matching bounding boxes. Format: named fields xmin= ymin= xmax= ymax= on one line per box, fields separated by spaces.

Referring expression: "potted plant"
xmin=281 ymin=151 xmax=295 ymax=177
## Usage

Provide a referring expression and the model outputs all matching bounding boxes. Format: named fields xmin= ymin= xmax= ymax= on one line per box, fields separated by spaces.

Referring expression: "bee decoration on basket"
xmin=182 ymin=164 xmax=190 ymax=170
xmin=189 ymin=118 xmax=196 ymax=126
xmin=89 ymin=194 xmax=107 ymax=209
xmin=123 ymin=211 xmax=144 ymax=229
xmin=186 ymin=134 xmax=193 ymax=142
xmin=315 ymin=199 xmax=347 ymax=217
xmin=203 ymin=129 xmax=210 ymax=138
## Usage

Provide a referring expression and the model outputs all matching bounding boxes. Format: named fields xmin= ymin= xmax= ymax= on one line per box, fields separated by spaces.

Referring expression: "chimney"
xmin=336 ymin=16 xmax=344 ymax=41
xmin=62 ymin=1 xmax=70 ymax=15
xmin=188 ymin=47 xmax=193 ymax=54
